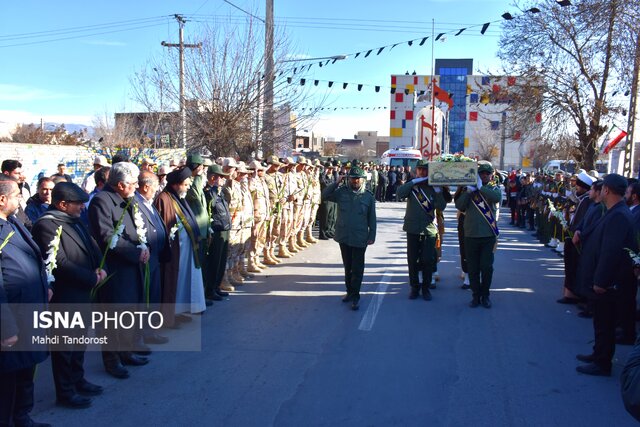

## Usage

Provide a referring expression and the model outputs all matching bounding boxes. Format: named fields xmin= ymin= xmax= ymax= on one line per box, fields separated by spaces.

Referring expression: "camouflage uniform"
xmin=248 ymin=161 xmax=270 ymax=272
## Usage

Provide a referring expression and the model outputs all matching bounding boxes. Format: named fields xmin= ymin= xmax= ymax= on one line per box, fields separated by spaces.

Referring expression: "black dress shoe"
xmin=205 ymin=299 xmax=214 ymax=307
xmin=577 ymin=311 xmax=593 ymax=319
xmin=460 ymin=284 xmax=471 ymax=290
xmin=481 ymin=297 xmax=492 ymax=308
xmin=210 ymin=294 xmax=223 ymax=301
xmin=342 ymin=293 xmax=353 ymax=303
xmin=408 ymin=287 xmax=419 ymax=300
xmin=105 ymin=363 xmax=129 ymax=379
xmin=76 ymin=380 xmax=103 ymax=396
xmin=576 ymin=353 xmax=595 ymax=363
xmin=134 ymin=345 xmax=152 ymax=356
xmin=216 ymin=289 xmax=230 ymax=297
xmin=56 ymin=394 xmax=92 ymax=409
xmin=421 ymin=287 xmax=432 ymax=301
xmin=469 ymin=297 xmax=480 ymax=308
xmin=144 ymin=334 xmax=169 ymax=345
xmin=576 ymin=363 xmax=611 ymax=376
xmin=351 ymin=300 xmax=360 ymax=311
xmin=121 ymin=354 xmax=149 ymax=366
xmin=557 ymin=297 xmax=580 ymax=304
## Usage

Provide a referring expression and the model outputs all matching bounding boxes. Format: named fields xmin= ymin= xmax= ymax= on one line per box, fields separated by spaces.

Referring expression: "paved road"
xmin=31 ymin=202 xmax=638 ymax=426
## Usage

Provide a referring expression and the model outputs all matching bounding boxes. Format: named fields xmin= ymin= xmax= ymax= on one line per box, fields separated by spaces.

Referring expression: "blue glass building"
xmin=435 ymin=59 xmax=473 ymax=154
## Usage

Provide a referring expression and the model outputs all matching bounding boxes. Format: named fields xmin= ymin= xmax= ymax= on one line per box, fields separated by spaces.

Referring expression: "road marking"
xmin=358 ymin=271 xmax=391 ymax=332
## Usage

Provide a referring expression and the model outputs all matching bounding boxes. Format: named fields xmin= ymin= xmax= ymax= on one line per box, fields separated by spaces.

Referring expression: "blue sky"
xmin=0 ymin=0 xmax=511 ymax=139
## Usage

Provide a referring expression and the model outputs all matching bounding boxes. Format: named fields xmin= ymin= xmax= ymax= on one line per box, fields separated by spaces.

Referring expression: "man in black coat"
xmin=88 ymin=162 xmax=151 ymax=379
xmin=575 ymin=174 xmax=637 ymax=376
xmin=0 ymin=175 xmax=51 ymax=427
xmin=386 ymin=166 xmax=398 ymax=202
xmin=32 ymin=182 xmax=106 ymax=409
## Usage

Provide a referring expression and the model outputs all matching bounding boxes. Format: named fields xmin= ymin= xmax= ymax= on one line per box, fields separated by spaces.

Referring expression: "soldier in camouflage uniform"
xmin=237 ymin=162 xmax=254 ymax=279
xmin=247 ymin=160 xmax=270 ymax=272
xmin=224 ymin=158 xmax=246 ymax=286
xmin=279 ymin=158 xmax=296 ymax=258
xmin=263 ymin=156 xmax=284 ymax=264
xmin=292 ymin=157 xmax=309 ymax=251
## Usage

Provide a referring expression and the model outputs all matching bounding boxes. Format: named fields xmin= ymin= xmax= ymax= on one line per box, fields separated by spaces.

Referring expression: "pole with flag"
xmin=601 ymin=124 xmax=628 ymax=155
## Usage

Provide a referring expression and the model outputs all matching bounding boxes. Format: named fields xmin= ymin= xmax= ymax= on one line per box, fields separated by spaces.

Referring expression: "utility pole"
xmin=161 ymin=14 xmax=201 ymax=150
xmin=623 ymin=32 xmax=640 ymax=178
xmin=263 ymin=0 xmax=275 ymax=155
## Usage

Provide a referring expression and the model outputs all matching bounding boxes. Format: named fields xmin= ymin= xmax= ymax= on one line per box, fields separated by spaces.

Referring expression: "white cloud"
xmin=0 ymin=84 xmax=70 ymax=102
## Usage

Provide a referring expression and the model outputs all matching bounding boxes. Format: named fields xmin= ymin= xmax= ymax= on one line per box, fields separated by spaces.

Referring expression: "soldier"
xmin=248 ymin=160 xmax=270 ymax=272
xmin=318 ymin=162 xmax=336 ymax=240
xmin=263 ymin=156 xmax=284 ymax=264
xmin=292 ymin=157 xmax=309 ymax=251
xmin=322 ymin=166 xmax=376 ymax=310
xmin=303 ymin=160 xmax=322 ymax=244
xmin=237 ymin=162 xmax=254 ymax=279
xmin=396 ymin=160 xmax=447 ymax=300
xmin=279 ymin=158 xmax=297 ymax=257
xmin=220 ymin=158 xmax=240 ymax=290
xmin=203 ymin=164 xmax=231 ymax=300
xmin=454 ymin=161 xmax=502 ymax=308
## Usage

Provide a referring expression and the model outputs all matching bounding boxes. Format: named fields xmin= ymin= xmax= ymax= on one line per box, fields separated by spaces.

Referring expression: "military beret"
xmin=52 ymin=182 xmax=89 ymax=204
xmin=166 ymin=167 xmax=192 ymax=185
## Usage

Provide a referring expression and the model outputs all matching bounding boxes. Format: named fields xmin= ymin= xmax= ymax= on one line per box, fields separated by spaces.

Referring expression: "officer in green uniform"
xmin=454 ymin=160 xmax=502 ymax=308
xmin=322 ymin=166 xmax=376 ymax=311
xmin=396 ymin=160 xmax=447 ymax=300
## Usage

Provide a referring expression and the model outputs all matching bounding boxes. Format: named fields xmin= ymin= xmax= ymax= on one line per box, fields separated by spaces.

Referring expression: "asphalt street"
xmin=31 ymin=202 xmax=638 ymax=426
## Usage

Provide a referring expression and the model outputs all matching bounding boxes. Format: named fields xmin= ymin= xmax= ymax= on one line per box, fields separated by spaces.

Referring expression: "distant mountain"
xmin=42 ymin=122 xmax=94 ymax=135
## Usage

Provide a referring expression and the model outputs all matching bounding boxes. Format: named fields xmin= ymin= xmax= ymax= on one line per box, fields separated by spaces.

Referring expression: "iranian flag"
xmin=601 ymin=124 xmax=628 ymax=154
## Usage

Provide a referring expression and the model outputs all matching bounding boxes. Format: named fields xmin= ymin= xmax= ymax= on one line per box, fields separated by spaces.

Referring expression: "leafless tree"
xmin=92 ymin=113 xmax=144 ymax=148
xmin=130 ymin=14 xmax=326 ymax=159
xmin=498 ymin=0 xmax=640 ymax=170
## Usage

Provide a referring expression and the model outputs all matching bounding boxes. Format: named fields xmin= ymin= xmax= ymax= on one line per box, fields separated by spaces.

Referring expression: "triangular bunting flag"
xmin=481 ymin=23 xmax=490 ymax=34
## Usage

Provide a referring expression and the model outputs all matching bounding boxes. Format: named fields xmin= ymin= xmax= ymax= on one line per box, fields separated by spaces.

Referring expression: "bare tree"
xmin=130 ymin=14 xmax=326 ymax=158
xmin=498 ymin=0 xmax=639 ymax=170
xmin=92 ymin=113 xmax=144 ymax=148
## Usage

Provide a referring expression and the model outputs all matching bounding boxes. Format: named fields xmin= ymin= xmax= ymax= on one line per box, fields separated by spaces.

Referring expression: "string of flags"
xmin=277 ymin=1 xmax=573 ymax=75
xmin=297 ymin=106 xmax=390 ymax=111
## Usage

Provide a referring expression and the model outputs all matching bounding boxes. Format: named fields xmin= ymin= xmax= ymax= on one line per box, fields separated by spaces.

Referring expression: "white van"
xmin=380 ymin=147 xmax=422 ymax=168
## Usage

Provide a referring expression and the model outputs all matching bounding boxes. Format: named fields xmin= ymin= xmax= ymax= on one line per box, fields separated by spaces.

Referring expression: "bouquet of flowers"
xmin=133 ymin=203 xmax=151 ymax=307
xmin=625 ymin=234 xmax=640 ymax=267
xmin=435 ymin=153 xmax=475 ymax=163
xmin=44 ymin=226 xmax=63 ymax=284
xmin=90 ymin=197 xmax=133 ymax=301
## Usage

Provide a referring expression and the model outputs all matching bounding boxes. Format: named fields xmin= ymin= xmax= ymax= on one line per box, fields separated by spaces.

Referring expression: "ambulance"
xmin=379 ymin=147 xmax=422 ymax=168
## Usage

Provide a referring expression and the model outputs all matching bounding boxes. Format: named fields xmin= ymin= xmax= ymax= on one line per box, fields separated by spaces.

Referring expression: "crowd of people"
xmin=2 ymin=153 xmax=640 ymax=424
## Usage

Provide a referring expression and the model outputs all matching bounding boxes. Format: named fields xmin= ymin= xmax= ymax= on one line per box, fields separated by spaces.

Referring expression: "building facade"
xmin=389 ymin=59 xmax=542 ymax=169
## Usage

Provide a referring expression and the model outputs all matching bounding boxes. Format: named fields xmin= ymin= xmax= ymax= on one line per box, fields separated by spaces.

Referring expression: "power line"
xmin=0 ymin=16 xmax=169 ymax=41
xmin=0 ymin=22 xmax=169 ymax=48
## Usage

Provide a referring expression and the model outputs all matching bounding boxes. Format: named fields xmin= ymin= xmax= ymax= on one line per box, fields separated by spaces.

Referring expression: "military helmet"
xmin=348 ymin=166 xmax=366 ymax=178
xmin=477 ymin=160 xmax=494 ymax=174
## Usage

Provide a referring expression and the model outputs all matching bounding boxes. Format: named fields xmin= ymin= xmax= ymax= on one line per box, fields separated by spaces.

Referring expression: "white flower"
xmin=169 ymin=223 xmax=181 ymax=241
xmin=44 ymin=226 xmax=63 ymax=284
xmin=133 ymin=204 xmax=148 ymax=248
xmin=109 ymin=224 xmax=125 ymax=249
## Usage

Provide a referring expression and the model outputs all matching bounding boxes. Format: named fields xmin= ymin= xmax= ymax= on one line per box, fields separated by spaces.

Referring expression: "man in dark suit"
xmin=576 ymin=174 xmax=637 ymax=376
xmin=32 ymin=182 xmax=106 ymax=409
xmin=135 ymin=171 xmax=170 ymax=346
xmin=558 ymin=171 xmax=594 ymax=305
xmin=88 ymin=162 xmax=151 ymax=379
xmin=0 ymin=174 xmax=51 ymax=427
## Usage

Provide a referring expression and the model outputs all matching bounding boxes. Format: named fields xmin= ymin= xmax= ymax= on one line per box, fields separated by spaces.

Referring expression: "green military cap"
xmin=187 ymin=153 xmax=204 ymax=166
xmin=348 ymin=166 xmax=366 ymax=178
xmin=207 ymin=164 xmax=229 ymax=177
xmin=477 ymin=160 xmax=494 ymax=174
